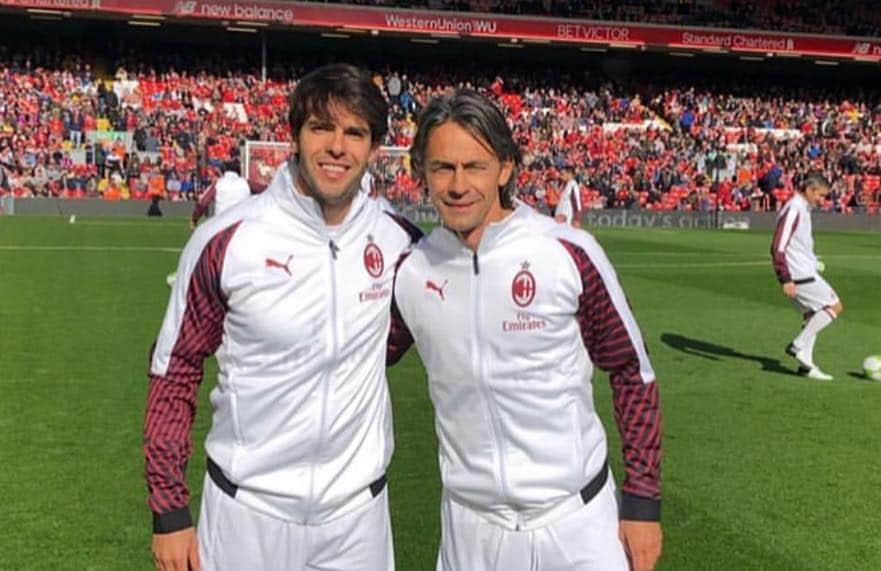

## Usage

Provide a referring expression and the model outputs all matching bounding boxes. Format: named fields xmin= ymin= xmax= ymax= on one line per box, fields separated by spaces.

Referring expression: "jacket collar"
xmin=434 ymin=202 xmax=534 ymax=255
xmin=268 ymin=160 xmax=368 ymax=234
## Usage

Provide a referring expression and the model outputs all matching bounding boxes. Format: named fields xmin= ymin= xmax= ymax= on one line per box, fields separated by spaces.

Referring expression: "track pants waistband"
xmin=206 ymin=456 xmax=388 ymax=501
xmin=448 ymin=458 xmax=611 ymax=531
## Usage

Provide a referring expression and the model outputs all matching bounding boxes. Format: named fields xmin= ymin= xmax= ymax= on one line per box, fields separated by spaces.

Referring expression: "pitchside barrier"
xmin=5 ymin=198 xmax=196 ymax=218
xmin=580 ymin=209 xmax=881 ymax=232
xmin=1 ymin=196 xmax=439 ymax=222
xmin=4 ymin=198 xmax=880 ymax=232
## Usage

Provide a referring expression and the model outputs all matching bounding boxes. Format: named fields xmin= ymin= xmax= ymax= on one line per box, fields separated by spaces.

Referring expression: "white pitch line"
xmin=73 ymin=221 xmax=187 ymax=227
xmin=617 ymin=255 xmax=881 ymax=268
xmin=0 ymin=245 xmax=181 ymax=253
xmin=612 ymin=252 xmax=881 ymax=259
xmin=613 ymin=252 xmax=751 ymax=257
xmin=616 ymin=260 xmax=769 ymax=269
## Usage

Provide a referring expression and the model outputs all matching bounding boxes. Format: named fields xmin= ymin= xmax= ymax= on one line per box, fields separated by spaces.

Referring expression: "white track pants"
xmin=197 ymin=474 xmax=394 ymax=571
xmin=436 ymin=478 xmax=627 ymax=571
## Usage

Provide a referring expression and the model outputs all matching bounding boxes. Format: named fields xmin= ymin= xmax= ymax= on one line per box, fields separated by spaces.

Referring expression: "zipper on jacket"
xmin=470 ymin=252 xmax=512 ymax=508
xmin=472 ymin=251 xmax=479 ymax=275
xmin=307 ymin=238 xmax=340 ymax=521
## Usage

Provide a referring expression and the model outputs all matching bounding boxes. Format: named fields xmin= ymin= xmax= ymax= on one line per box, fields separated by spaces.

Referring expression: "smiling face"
xmin=293 ymin=101 xmax=378 ymax=224
xmin=424 ymin=121 xmax=514 ymax=250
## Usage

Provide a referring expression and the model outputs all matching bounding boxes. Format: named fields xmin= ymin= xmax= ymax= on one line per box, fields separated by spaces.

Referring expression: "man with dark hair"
xmin=145 ymin=63 xmax=420 ymax=571
xmin=164 ymin=159 xmax=253 ymax=288
xmin=389 ymin=89 xmax=663 ymax=571
xmin=772 ymin=171 xmax=844 ymax=381
xmin=189 ymin=159 xmax=251 ymax=229
xmin=555 ymin=165 xmax=582 ymax=227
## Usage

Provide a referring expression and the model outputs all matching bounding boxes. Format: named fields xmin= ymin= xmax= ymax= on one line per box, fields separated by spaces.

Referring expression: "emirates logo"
xmin=511 ymin=261 xmax=536 ymax=307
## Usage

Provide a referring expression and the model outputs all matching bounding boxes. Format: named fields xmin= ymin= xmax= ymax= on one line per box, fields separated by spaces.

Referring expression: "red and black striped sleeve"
xmin=143 ymin=222 xmax=240 ymax=534
xmin=190 ymin=180 xmax=217 ymax=226
xmin=387 ymin=251 xmax=414 ymax=367
xmin=770 ymin=204 xmax=799 ymax=283
xmin=384 ymin=212 xmax=422 ymax=367
xmin=560 ymin=238 xmax=662 ymax=522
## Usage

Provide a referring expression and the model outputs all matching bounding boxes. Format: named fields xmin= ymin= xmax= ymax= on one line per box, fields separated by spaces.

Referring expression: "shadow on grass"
xmin=847 ymin=371 xmax=877 ymax=382
xmin=661 ymin=332 xmax=799 ymax=377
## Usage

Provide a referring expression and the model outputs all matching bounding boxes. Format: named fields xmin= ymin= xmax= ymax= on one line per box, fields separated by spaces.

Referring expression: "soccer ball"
xmin=863 ymin=355 xmax=881 ymax=381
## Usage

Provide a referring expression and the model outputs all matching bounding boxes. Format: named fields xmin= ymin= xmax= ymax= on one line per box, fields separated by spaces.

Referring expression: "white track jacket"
xmin=145 ymin=163 xmax=420 ymax=532
xmin=389 ymin=205 xmax=662 ymax=528
xmin=771 ymin=192 xmax=820 ymax=283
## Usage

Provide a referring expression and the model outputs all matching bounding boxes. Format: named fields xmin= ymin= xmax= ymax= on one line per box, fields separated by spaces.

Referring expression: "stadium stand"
xmin=0 ymin=40 xmax=879 ymax=215
xmin=316 ymin=0 xmax=881 ymax=37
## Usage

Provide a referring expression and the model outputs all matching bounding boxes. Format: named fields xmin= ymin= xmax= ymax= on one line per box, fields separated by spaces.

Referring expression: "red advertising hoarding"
xmin=5 ymin=0 xmax=881 ymax=61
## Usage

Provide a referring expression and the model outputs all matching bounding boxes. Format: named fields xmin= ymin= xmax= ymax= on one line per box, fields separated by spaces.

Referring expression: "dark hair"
xmin=410 ymin=89 xmax=521 ymax=209
xmin=288 ymin=64 xmax=388 ymax=146
xmin=223 ymin=159 xmax=240 ymax=175
xmin=801 ymin=170 xmax=831 ymax=192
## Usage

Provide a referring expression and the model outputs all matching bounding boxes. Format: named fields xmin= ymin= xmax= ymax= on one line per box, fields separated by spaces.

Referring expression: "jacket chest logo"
xmin=363 ymin=235 xmax=384 ymax=278
xmin=426 ymin=279 xmax=448 ymax=301
xmin=512 ymin=261 xmax=536 ymax=308
xmin=265 ymin=254 xmax=293 ymax=277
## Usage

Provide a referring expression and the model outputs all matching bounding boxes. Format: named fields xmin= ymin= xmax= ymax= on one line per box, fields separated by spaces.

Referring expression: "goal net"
xmin=242 ymin=141 xmax=290 ymax=192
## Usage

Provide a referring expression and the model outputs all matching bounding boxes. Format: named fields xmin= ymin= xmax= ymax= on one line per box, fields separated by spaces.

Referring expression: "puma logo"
xmin=266 ymin=255 xmax=293 ymax=276
xmin=426 ymin=279 xmax=448 ymax=301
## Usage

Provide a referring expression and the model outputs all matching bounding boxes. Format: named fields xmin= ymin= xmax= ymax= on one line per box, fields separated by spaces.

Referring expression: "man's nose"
xmin=328 ymin=129 xmax=345 ymax=156
xmin=449 ymin=166 xmax=468 ymax=193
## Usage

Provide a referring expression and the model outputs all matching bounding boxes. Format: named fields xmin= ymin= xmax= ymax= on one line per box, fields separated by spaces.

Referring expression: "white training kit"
xmin=555 ymin=179 xmax=581 ymax=224
xmin=213 ymin=171 xmax=252 ymax=216
xmin=147 ymin=162 xmax=418 ymax=569
xmin=391 ymin=205 xmax=662 ymax=570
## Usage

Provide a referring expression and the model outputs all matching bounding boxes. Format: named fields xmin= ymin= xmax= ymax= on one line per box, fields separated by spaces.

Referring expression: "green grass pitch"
xmin=1 ymin=215 xmax=880 ymax=570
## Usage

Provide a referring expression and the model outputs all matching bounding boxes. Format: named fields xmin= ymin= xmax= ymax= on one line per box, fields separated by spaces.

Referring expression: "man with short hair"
xmin=389 ymin=90 xmax=663 ymax=571
xmin=555 ymin=165 xmax=582 ymax=227
xmin=190 ymin=160 xmax=252 ymax=228
xmin=146 ymin=64 xmax=420 ymax=571
xmin=361 ymin=168 xmax=396 ymax=214
xmin=165 ymin=159 xmax=253 ymax=287
xmin=772 ymin=171 xmax=844 ymax=381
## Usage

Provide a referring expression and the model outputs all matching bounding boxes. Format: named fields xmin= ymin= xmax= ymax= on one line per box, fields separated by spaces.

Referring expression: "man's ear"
xmin=497 ymin=158 xmax=514 ymax=188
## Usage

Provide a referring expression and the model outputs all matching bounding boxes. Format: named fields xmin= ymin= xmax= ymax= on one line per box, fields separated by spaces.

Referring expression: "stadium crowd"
xmin=1 ymin=44 xmax=880 ymax=214
xmin=324 ymin=0 xmax=881 ymax=38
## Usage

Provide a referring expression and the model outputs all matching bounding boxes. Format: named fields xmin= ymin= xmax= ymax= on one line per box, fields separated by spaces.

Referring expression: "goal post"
xmin=242 ymin=141 xmax=290 ymax=192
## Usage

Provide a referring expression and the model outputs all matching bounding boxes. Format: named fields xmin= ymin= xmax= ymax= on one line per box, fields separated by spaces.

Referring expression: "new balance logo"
xmin=266 ymin=255 xmax=293 ymax=276
xmin=426 ymin=279 xmax=448 ymax=301
xmin=174 ymin=1 xmax=197 ymax=15
xmin=853 ymin=42 xmax=872 ymax=55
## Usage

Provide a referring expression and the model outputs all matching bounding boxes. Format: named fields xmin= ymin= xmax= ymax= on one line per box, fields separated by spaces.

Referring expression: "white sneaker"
xmin=805 ymin=367 xmax=833 ymax=381
xmin=786 ymin=343 xmax=814 ymax=370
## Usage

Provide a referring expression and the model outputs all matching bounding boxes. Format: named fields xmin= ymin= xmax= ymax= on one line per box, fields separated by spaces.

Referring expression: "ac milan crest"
xmin=511 ymin=261 xmax=536 ymax=307
xmin=363 ymin=235 xmax=384 ymax=278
